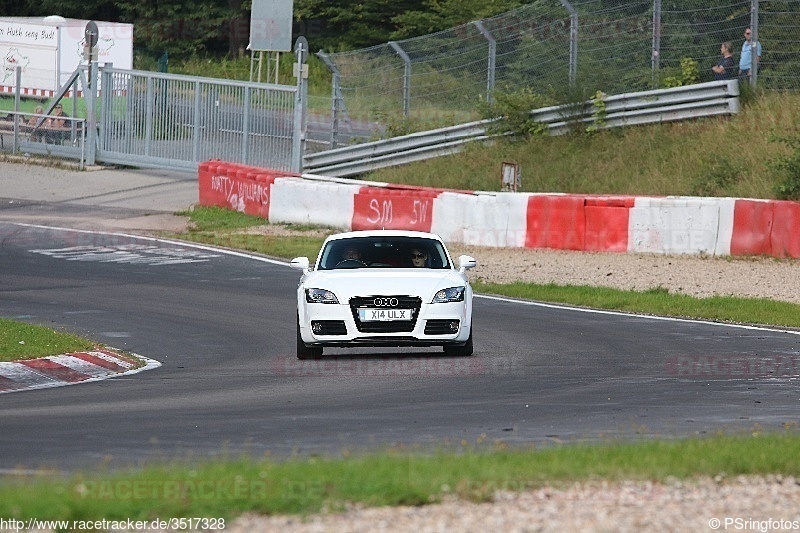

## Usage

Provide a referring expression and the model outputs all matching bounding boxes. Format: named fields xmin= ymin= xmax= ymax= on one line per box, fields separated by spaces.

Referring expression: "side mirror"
xmin=458 ymin=255 xmax=476 ymax=272
xmin=290 ymin=257 xmax=310 ymax=272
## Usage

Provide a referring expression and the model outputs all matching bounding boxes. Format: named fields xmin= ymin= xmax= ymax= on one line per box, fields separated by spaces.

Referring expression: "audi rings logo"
xmin=373 ymin=297 xmax=399 ymax=307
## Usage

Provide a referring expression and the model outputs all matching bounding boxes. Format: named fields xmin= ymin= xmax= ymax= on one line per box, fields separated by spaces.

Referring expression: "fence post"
xmin=473 ymin=21 xmax=496 ymax=104
xmin=85 ymin=59 xmax=98 ymax=166
xmin=13 ymin=66 xmax=21 ymax=153
xmin=331 ymin=67 xmax=341 ymax=149
xmin=292 ymin=36 xmax=309 ymax=173
xmin=750 ymin=0 xmax=759 ymax=88
xmin=193 ymin=80 xmax=202 ymax=162
xmin=98 ymin=64 xmax=111 ymax=155
xmin=242 ymin=86 xmax=251 ymax=164
xmin=389 ymin=41 xmax=411 ymax=117
xmin=560 ymin=0 xmax=578 ymax=88
xmin=145 ymin=76 xmax=154 ymax=157
xmin=317 ymin=51 xmax=342 ymax=149
xmin=652 ymin=0 xmax=661 ymax=85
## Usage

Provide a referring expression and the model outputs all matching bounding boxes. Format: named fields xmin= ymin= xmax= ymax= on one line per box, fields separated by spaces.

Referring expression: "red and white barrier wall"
xmin=198 ymin=161 xmax=800 ymax=259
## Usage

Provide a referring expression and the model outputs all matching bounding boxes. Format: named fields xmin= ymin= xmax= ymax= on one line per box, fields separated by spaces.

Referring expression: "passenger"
xmin=410 ymin=248 xmax=428 ymax=268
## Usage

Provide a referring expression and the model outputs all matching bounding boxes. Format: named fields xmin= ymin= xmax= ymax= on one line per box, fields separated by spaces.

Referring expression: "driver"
xmin=342 ymin=245 xmax=362 ymax=261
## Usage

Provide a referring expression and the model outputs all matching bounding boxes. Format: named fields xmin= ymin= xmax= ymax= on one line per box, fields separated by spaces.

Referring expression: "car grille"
xmin=311 ymin=320 xmax=347 ymax=335
xmin=424 ymin=319 xmax=460 ymax=335
xmin=350 ymin=295 xmax=422 ymax=333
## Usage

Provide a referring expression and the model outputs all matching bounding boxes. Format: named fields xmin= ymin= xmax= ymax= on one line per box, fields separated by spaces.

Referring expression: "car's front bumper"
xmin=298 ymin=300 xmax=471 ymax=347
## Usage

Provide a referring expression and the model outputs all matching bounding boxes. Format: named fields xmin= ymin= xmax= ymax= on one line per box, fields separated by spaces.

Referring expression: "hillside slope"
xmin=364 ymin=92 xmax=800 ymax=201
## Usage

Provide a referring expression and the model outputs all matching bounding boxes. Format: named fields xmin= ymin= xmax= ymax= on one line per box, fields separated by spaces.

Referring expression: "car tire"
xmin=297 ymin=319 xmax=323 ymax=360
xmin=443 ymin=329 xmax=473 ymax=357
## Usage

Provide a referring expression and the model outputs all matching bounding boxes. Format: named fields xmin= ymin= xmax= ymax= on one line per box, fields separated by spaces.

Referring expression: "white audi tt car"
xmin=290 ymin=230 xmax=476 ymax=359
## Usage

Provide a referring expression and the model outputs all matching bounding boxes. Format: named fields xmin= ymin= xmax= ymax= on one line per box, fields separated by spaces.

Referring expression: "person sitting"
xmin=410 ymin=248 xmax=429 ymax=268
xmin=342 ymin=246 xmax=361 ymax=261
xmin=335 ymin=245 xmax=365 ymax=268
xmin=27 ymin=106 xmax=44 ymax=142
xmin=44 ymin=104 xmax=69 ymax=144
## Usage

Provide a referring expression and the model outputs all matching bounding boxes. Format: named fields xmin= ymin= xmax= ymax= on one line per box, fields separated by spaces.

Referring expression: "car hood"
xmin=301 ymin=269 xmax=468 ymax=300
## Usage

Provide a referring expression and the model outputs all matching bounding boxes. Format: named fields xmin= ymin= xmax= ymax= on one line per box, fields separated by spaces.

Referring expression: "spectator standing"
xmin=739 ymin=27 xmax=762 ymax=80
xmin=712 ymin=42 xmax=735 ymax=80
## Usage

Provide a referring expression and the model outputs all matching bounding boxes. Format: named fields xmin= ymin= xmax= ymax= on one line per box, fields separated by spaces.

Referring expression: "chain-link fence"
xmin=318 ymin=0 xmax=794 ymax=147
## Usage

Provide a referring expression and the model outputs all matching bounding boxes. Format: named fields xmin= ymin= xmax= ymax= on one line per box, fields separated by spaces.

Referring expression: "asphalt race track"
xmin=1 ymin=221 xmax=800 ymax=471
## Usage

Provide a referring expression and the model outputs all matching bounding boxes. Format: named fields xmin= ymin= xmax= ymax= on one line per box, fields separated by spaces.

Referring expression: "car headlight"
xmin=305 ymin=288 xmax=339 ymax=304
xmin=431 ymin=286 xmax=466 ymax=303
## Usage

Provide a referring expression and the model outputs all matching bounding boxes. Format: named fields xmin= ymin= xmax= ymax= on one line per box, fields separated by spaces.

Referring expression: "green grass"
xmin=363 ymin=91 xmax=800 ymax=200
xmin=2 ymin=433 xmax=799 ymax=521
xmin=178 ymin=205 xmax=271 ymax=231
xmin=174 ymin=206 xmax=329 ymax=259
xmin=180 ymin=231 xmax=327 ymax=260
xmin=0 ymin=318 xmax=94 ymax=362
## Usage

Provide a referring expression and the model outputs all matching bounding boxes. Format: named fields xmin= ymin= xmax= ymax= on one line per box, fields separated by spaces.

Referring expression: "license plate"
xmin=358 ymin=308 xmax=411 ymax=321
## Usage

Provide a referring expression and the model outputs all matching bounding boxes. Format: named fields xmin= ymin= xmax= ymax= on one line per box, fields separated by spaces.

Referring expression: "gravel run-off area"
xmin=448 ymin=243 xmax=800 ymax=305
xmin=235 ymin=475 xmax=800 ymax=532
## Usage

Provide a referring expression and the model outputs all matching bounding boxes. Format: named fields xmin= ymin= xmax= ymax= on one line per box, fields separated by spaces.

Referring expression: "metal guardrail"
xmin=304 ymin=80 xmax=740 ymax=178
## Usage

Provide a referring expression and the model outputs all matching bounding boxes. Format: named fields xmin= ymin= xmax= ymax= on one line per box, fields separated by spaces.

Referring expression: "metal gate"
xmin=97 ymin=67 xmax=300 ymax=173
xmin=0 ymin=38 xmax=310 ymax=174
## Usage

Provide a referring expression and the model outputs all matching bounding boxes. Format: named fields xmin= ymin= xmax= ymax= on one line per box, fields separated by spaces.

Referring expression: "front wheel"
xmin=297 ymin=319 xmax=323 ymax=360
xmin=443 ymin=330 xmax=473 ymax=357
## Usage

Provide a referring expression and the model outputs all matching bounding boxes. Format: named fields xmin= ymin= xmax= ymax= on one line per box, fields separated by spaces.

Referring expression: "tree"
xmin=10 ymin=0 xmax=123 ymax=21
xmin=115 ymin=0 xmax=239 ymax=57
xmin=295 ymin=0 xmax=426 ymax=51
xmin=390 ymin=0 xmax=525 ymax=39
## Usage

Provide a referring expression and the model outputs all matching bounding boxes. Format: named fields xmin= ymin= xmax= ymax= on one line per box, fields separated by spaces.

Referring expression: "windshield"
xmin=317 ymin=236 xmax=451 ymax=270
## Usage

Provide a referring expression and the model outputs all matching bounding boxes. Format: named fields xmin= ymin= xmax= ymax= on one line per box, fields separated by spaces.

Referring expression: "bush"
xmin=661 ymin=57 xmax=700 ymax=88
xmin=478 ymin=88 xmax=555 ymax=140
